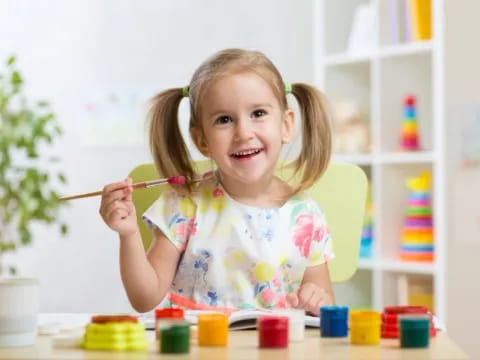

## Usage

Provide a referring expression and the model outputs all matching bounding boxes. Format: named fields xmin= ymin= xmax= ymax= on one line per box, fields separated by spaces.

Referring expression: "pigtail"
xmin=289 ymin=82 xmax=332 ymax=194
xmin=148 ymin=88 xmax=196 ymax=194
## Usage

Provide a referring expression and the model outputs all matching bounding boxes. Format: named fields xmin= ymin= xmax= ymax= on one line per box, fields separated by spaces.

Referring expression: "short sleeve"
xmin=307 ymin=200 xmax=334 ymax=266
xmin=291 ymin=198 xmax=334 ymax=266
xmin=141 ymin=190 xmax=198 ymax=251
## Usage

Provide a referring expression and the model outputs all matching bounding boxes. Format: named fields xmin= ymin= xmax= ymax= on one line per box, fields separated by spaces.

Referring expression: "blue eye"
xmin=252 ymin=109 xmax=267 ymax=118
xmin=214 ymin=116 xmax=232 ymax=125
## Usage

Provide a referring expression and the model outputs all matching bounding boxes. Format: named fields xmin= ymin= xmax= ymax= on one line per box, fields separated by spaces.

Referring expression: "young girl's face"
xmin=192 ymin=71 xmax=294 ymax=186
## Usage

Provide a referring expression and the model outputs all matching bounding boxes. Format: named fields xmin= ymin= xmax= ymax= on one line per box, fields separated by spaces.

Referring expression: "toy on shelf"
xmin=408 ymin=276 xmax=434 ymax=312
xmin=399 ymin=171 xmax=434 ymax=262
xmin=360 ymin=190 xmax=373 ymax=259
xmin=400 ymin=95 xmax=421 ymax=151
xmin=332 ymin=100 xmax=370 ymax=154
xmin=397 ymin=274 xmax=434 ymax=313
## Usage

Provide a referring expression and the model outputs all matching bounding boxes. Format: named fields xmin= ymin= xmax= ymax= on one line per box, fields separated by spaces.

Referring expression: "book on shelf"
xmin=387 ymin=0 xmax=431 ymax=44
xmin=409 ymin=0 xmax=431 ymax=40
xmin=140 ymin=309 xmax=320 ymax=331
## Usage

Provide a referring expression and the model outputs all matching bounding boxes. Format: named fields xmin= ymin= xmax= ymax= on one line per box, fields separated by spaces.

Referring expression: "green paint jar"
xmin=158 ymin=320 xmax=190 ymax=354
xmin=399 ymin=315 xmax=430 ymax=348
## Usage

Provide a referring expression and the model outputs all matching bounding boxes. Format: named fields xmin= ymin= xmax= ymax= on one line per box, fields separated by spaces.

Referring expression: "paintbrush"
xmin=59 ymin=175 xmax=186 ymax=201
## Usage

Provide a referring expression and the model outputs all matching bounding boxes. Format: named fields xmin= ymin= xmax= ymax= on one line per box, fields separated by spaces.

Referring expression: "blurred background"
xmin=1 ymin=0 xmax=479 ymax=357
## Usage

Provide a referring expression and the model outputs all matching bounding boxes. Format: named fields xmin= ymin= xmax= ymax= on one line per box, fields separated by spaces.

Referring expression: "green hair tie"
xmin=284 ymin=82 xmax=292 ymax=94
xmin=182 ymin=86 xmax=190 ymax=98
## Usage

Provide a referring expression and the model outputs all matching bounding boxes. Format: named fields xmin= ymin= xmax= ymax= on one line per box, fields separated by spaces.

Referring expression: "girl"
xmin=100 ymin=48 xmax=335 ymax=315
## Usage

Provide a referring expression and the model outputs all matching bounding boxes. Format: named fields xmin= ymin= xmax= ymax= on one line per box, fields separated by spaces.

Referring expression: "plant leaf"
xmin=7 ymin=56 xmax=15 ymax=65
xmin=11 ymin=71 xmax=22 ymax=85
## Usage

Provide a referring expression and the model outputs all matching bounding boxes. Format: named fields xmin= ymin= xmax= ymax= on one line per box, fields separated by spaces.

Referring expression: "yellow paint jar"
xmin=349 ymin=311 xmax=381 ymax=345
xmin=198 ymin=313 xmax=228 ymax=346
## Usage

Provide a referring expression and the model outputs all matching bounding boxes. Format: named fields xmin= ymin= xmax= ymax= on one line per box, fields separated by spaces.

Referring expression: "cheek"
xmin=264 ymin=123 xmax=285 ymax=142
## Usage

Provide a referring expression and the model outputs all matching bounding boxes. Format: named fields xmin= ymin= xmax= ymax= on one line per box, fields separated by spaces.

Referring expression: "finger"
xmin=100 ymin=188 xmax=128 ymax=212
xmin=100 ymin=178 xmax=131 ymax=210
xmin=125 ymin=200 xmax=136 ymax=216
xmin=105 ymin=200 xmax=129 ymax=219
xmin=297 ymin=285 xmax=315 ymax=308
xmin=305 ymin=291 xmax=323 ymax=315
xmin=104 ymin=201 xmax=130 ymax=223
xmin=102 ymin=181 xmax=128 ymax=196
xmin=108 ymin=209 xmax=130 ymax=226
xmin=317 ymin=290 xmax=333 ymax=308
xmin=124 ymin=178 xmax=133 ymax=202
xmin=286 ymin=292 xmax=299 ymax=308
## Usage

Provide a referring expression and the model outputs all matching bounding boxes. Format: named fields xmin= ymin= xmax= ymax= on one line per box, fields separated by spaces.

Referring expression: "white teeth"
xmin=232 ymin=149 xmax=261 ymax=156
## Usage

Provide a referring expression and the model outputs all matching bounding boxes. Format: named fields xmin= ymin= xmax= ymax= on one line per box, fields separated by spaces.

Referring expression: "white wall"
xmin=444 ymin=1 xmax=480 ymax=358
xmin=0 ymin=0 xmax=313 ymax=313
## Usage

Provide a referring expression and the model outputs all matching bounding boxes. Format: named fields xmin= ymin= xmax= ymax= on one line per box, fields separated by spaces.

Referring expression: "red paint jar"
xmin=258 ymin=316 xmax=289 ymax=348
xmin=384 ymin=305 xmax=428 ymax=315
xmin=381 ymin=306 xmax=436 ymax=339
xmin=154 ymin=308 xmax=184 ymax=338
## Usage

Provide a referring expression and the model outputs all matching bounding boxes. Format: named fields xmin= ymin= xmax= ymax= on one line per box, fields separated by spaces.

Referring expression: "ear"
xmin=190 ymin=127 xmax=210 ymax=157
xmin=281 ymin=109 xmax=295 ymax=144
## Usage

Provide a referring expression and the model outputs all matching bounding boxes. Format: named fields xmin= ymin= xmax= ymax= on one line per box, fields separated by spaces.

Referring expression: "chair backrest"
xmin=128 ymin=161 xmax=367 ymax=283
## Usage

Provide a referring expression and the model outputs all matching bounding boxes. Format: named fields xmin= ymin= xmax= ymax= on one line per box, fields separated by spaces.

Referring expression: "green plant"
xmin=0 ymin=55 xmax=68 ymax=275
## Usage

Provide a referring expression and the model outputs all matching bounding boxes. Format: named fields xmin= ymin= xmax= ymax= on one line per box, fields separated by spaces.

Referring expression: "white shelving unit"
xmin=314 ymin=0 xmax=446 ymax=321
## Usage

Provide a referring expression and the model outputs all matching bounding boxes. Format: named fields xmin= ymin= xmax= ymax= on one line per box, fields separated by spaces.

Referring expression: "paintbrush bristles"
xmin=167 ymin=175 xmax=186 ymax=185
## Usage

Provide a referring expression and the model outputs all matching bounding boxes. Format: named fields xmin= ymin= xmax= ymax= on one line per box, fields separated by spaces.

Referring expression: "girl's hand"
xmin=286 ymin=282 xmax=333 ymax=315
xmin=99 ymin=178 xmax=138 ymax=237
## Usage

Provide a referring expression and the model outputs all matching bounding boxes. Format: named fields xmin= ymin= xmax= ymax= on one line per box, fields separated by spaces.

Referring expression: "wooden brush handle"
xmin=59 ymin=175 xmax=190 ymax=201
xmin=59 ymin=182 xmax=148 ymax=201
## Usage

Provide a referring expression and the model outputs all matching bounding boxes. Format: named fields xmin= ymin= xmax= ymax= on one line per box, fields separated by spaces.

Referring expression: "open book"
xmin=141 ymin=309 xmax=320 ymax=331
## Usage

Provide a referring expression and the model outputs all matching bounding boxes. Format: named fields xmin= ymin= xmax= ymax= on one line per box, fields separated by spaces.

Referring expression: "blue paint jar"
xmin=320 ymin=306 xmax=349 ymax=337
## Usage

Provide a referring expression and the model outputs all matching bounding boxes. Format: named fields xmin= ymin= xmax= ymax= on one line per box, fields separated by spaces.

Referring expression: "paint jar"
xmin=258 ymin=316 xmax=289 ymax=348
xmin=381 ymin=305 xmax=436 ymax=339
xmin=158 ymin=320 xmax=190 ymax=354
xmin=0 ymin=278 xmax=39 ymax=347
xmin=154 ymin=308 xmax=184 ymax=339
xmin=275 ymin=309 xmax=305 ymax=342
xmin=198 ymin=313 xmax=228 ymax=346
xmin=349 ymin=311 xmax=381 ymax=345
xmin=399 ymin=315 xmax=430 ymax=348
xmin=320 ymin=306 xmax=348 ymax=337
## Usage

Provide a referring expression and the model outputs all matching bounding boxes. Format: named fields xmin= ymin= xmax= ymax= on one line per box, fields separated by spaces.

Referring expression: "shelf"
xmin=380 ymin=41 xmax=433 ymax=59
xmin=333 ymin=152 xmax=435 ymax=165
xmin=357 ymin=258 xmax=376 ymax=271
xmin=318 ymin=0 xmax=445 ymax=321
xmin=377 ymin=151 xmax=435 ymax=164
xmin=323 ymin=41 xmax=432 ymax=66
xmin=324 ymin=52 xmax=373 ymax=67
xmin=379 ymin=260 xmax=435 ymax=275
xmin=357 ymin=259 xmax=435 ymax=275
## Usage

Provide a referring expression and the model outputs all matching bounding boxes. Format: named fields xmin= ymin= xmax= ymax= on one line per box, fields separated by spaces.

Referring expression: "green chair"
xmin=129 ymin=161 xmax=368 ymax=283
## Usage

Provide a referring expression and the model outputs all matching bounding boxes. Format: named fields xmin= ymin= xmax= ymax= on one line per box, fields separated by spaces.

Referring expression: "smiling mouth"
xmin=230 ymin=148 xmax=264 ymax=159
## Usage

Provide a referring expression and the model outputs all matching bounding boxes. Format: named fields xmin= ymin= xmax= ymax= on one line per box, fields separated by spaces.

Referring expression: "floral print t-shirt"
xmin=142 ymin=176 xmax=334 ymax=310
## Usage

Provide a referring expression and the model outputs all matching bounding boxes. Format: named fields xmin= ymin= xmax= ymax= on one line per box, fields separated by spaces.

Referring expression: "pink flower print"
xmin=293 ymin=214 xmax=327 ymax=257
xmin=276 ymin=294 xmax=288 ymax=309
xmin=312 ymin=216 xmax=326 ymax=242
xmin=324 ymin=251 xmax=334 ymax=262
xmin=176 ymin=217 xmax=197 ymax=240
xmin=259 ymin=288 xmax=275 ymax=307
xmin=293 ymin=214 xmax=315 ymax=257
xmin=212 ymin=187 xmax=224 ymax=197
xmin=272 ymin=276 xmax=281 ymax=288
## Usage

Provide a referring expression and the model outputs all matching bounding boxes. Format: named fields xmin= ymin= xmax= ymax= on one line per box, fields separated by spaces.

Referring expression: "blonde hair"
xmin=148 ymin=48 xmax=332 ymax=196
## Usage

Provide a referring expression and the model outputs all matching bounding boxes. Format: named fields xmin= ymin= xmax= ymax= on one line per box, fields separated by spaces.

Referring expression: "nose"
xmin=233 ymin=118 xmax=254 ymax=141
